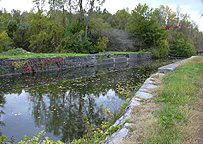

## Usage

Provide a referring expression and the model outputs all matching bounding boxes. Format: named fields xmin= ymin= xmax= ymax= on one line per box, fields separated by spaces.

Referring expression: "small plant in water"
xmin=116 ymin=82 xmax=136 ymax=98
xmin=0 ymin=135 xmax=15 ymax=144
xmin=0 ymin=131 xmax=64 ymax=144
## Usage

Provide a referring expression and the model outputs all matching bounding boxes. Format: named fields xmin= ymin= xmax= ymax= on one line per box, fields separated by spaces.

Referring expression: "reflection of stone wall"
xmin=0 ymin=60 xmax=151 ymax=94
xmin=0 ymin=52 xmax=150 ymax=77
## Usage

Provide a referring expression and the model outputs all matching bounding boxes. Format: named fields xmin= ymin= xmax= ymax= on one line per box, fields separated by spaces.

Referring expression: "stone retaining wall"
xmin=0 ymin=52 xmax=150 ymax=77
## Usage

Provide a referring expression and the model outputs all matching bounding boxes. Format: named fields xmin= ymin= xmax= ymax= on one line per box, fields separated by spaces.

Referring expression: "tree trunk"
xmin=79 ymin=0 xmax=83 ymax=28
xmin=84 ymin=0 xmax=94 ymax=38
xmin=62 ymin=6 xmax=66 ymax=26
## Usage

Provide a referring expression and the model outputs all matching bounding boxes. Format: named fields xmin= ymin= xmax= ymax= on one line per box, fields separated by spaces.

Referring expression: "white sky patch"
xmin=0 ymin=0 xmax=33 ymax=12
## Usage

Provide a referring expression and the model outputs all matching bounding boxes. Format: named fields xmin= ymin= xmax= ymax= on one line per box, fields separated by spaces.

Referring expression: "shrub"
xmin=151 ymin=39 xmax=169 ymax=58
xmin=0 ymin=31 xmax=12 ymax=52
xmin=94 ymin=36 xmax=109 ymax=53
xmin=170 ymin=39 xmax=196 ymax=57
xmin=57 ymin=34 xmax=93 ymax=54
xmin=2 ymin=48 xmax=26 ymax=55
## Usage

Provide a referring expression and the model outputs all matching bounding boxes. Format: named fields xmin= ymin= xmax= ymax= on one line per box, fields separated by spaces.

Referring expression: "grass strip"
xmin=107 ymin=51 xmax=138 ymax=54
xmin=0 ymin=48 xmax=88 ymax=59
xmin=0 ymin=53 xmax=88 ymax=59
xmin=0 ymin=48 xmax=141 ymax=59
xmin=146 ymin=56 xmax=203 ymax=143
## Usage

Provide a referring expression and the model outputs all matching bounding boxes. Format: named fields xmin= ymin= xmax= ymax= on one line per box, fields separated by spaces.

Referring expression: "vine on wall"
xmin=11 ymin=59 xmax=28 ymax=71
xmin=9 ymin=58 xmax=62 ymax=74
xmin=52 ymin=58 xmax=62 ymax=68
xmin=25 ymin=60 xmax=36 ymax=73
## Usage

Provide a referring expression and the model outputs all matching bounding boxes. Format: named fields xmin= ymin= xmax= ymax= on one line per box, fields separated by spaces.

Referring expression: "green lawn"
xmin=107 ymin=51 xmax=139 ymax=54
xmin=0 ymin=48 xmax=88 ymax=59
xmin=0 ymin=53 xmax=88 ymax=59
xmin=147 ymin=56 xmax=203 ymax=143
xmin=0 ymin=48 xmax=141 ymax=59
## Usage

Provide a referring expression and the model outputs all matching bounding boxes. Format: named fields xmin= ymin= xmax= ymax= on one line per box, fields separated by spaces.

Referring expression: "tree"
xmin=111 ymin=9 xmax=131 ymax=30
xmin=125 ymin=3 xmax=169 ymax=58
xmin=25 ymin=10 xmax=63 ymax=53
xmin=32 ymin=0 xmax=46 ymax=12
xmin=100 ymin=8 xmax=113 ymax=24
xmin=170 ymin=39 xmax=195 ymax=57
xmin=0 ymin=10 xmax=12 ymax=52
xmin=77 ymin=0 xmax=106 ymax=38
xmin=94 ymin=36 xmax=109 ymax=53
xmin=88 ymin=17 xmax=111 ymax=36
xmin=127 ymin=4 xmax=168 ymax=52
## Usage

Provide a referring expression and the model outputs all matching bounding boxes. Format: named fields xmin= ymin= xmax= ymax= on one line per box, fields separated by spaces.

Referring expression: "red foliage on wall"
xmin=52 ymin=58 xmax=62 ymax=68
xmin=25 ymin=60 xmax=36 ymax=73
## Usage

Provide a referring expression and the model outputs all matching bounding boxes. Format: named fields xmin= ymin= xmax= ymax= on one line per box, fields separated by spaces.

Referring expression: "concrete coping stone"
xmin=135 ymin=91 xmax=153 ymax=99
xmin=139 ymin=83 xmax=159 ymax=92
xmin=158 ymin=56 xmax=198 ymax=73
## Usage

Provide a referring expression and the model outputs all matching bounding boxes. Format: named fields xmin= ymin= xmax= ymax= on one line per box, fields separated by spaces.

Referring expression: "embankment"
xmin=104 ymin=56 xmax=197 ymax=144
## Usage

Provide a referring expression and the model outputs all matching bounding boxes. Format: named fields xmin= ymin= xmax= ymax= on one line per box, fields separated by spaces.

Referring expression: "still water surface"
xmin=0 ymin=59 xmax=180 ymax=143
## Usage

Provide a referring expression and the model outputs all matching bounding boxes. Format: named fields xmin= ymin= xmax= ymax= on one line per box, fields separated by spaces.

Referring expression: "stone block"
xmin=115 ymin=58 xmax=127 ymax=63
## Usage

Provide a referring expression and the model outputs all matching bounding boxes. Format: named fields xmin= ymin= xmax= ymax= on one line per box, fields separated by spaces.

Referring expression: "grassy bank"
xmin=123 ymin=56 xmax=203 ymax=143
xmin=0 ymin=48 xmax=88 ymax=59
xmin=0 ymin=48 xmax=139 ymax=59
xmin=0 ymin=52 xmax=88 ymax=59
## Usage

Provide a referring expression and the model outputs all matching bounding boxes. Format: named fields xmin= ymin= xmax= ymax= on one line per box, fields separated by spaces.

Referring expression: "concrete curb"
xmin=104 ymin=56 xmax=197 ymax=144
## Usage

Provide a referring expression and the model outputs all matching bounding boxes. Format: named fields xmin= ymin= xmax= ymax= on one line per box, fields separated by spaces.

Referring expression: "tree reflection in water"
xmin=25 ymin=65 xmax=154 ymax=142
xmin=0 ymin=93 xmax=6 ymax=136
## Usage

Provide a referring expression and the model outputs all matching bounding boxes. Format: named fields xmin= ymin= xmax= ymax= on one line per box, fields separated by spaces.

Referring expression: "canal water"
xmin=0 ymin=58 xmax=180 ymax=143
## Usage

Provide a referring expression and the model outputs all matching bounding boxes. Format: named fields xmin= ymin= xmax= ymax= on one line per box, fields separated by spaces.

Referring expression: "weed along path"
xmin=106 ymin=56 xmax=203 ymax=144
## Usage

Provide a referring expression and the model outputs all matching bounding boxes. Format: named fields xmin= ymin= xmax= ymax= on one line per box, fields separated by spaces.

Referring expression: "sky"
xmin=0 ymin=0 xmax=203 ymax=31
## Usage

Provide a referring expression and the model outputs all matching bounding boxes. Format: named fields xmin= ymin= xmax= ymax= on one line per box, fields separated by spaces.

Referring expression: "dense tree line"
xmin=0 ymin=2 xmax=203 ymax=57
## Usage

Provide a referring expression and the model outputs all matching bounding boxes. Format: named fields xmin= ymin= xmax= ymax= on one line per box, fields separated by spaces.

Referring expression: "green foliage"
xmin=100 ymin=9 xmax=113 ymax=24
xmin=19 ymin=130 xmax=63 ymax=144
xmin=0 ymin=50 xmax=87 ymax=59
xmin=127 ymin=3 xmax=168 ymax=57
xmin=27 ymin=12 xmax=63 ymax=53
xmin=56 ymin=20 xmax=87 ymax=53
xmin=107 ymin=125 xmax=120 ymax=135
xmin=29 ymin=31 xmax=51 ymax=53
xmin=111 ymin=9 xmax=131 ymax=30
xmin=170 ymin=39 xmax=196 ymax=57
xmin=12 ymin=59 xmax=28 ymax=71
xmin=4 ymin=48 xmax=28 ymax=55
xmin=115 ymin=98 xmax=131 ymax=120
xmin=0 ymin=131 xmax=64 ymax=144
xmin=0 ymin=1 xmax=202 ymax=56
xmin=57 ymin=31 xmax=93 ymax=54
xmin=96 ymin=54 xmax=108 ymax=60
xmin=7 ymin=20 xmax=17 ymax=38
xmin=125 ymin=118 xmax=131 ymax=123
xmin=151 ymin=39 xmax=169 ymax=58
xmin=158 ymin=104 xmax=188 ymax=129
xmin=89 ymin=18 xmax=111 ymax=36
xmin=0 ymin=31 xmax=12 ymax=52
xmin=116 ymin=82 xmax=135 ymax=98
xmin=94 ymin=36 xmax=109 ymax=53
